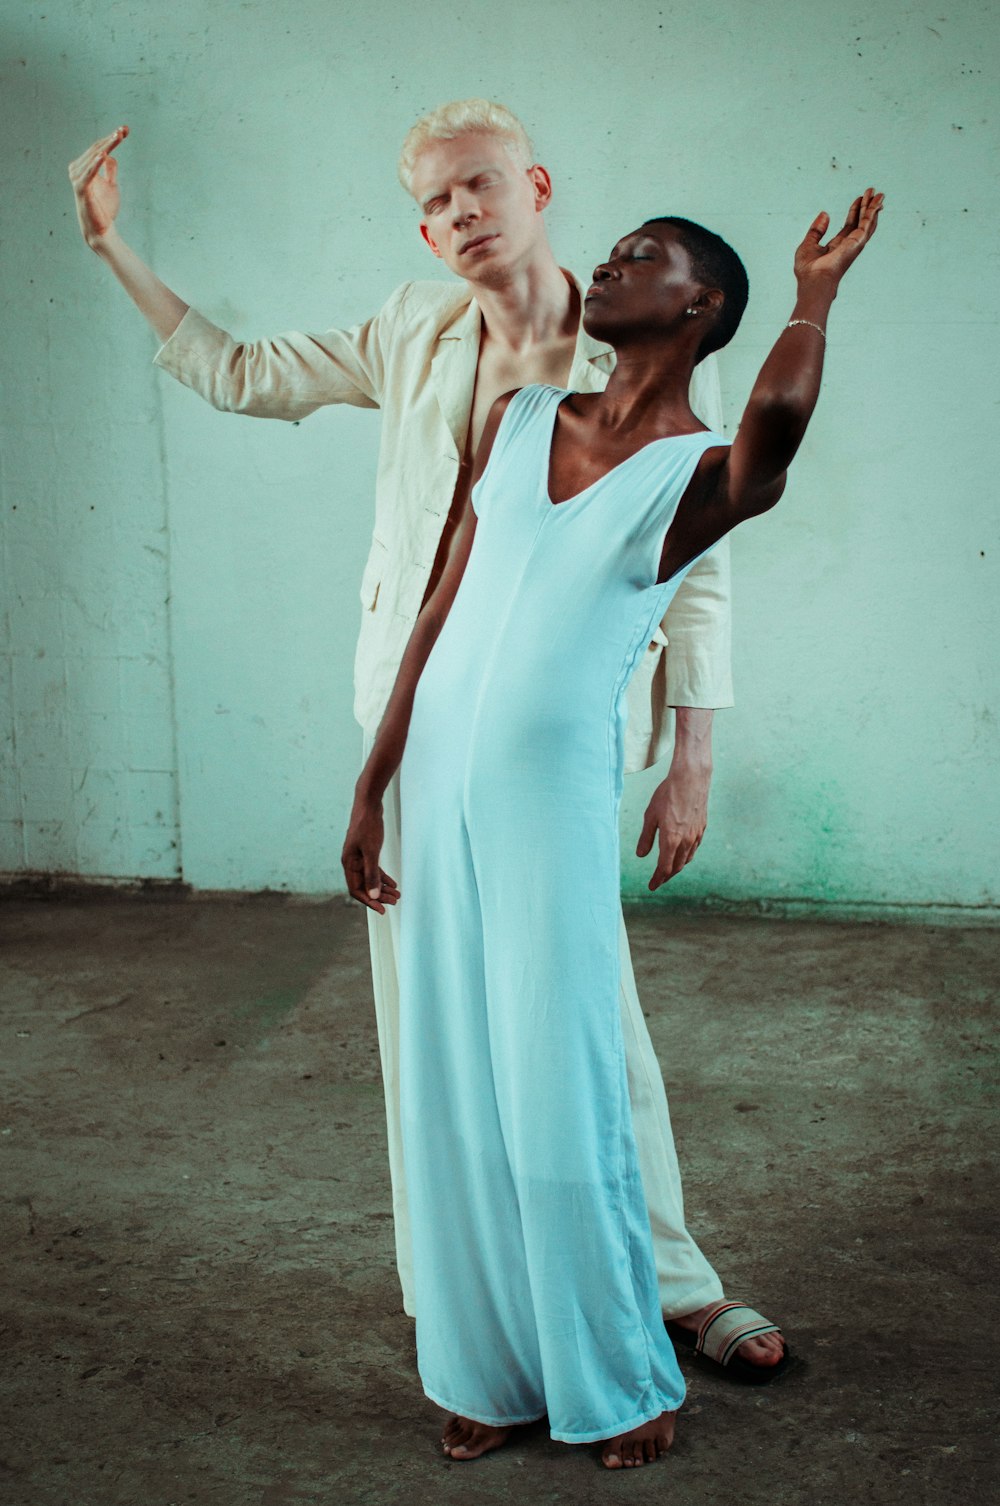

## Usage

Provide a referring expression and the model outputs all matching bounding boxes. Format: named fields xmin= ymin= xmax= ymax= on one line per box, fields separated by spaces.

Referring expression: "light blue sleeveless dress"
xmin=397 ymin=383 xmax=730 ymax=1444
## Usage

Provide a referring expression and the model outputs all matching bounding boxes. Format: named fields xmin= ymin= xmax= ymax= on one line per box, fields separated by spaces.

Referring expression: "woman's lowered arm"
xmin=341 ymin=391 xmax=517 ymax=912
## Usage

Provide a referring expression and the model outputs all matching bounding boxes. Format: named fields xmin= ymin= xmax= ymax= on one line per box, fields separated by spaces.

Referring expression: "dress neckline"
xmin=544 ymin=390 xmax=714 ymax=509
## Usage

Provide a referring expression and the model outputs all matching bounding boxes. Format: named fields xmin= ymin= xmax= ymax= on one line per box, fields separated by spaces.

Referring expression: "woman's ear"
xmin=693 ymin=287 xmax=725 ymax=317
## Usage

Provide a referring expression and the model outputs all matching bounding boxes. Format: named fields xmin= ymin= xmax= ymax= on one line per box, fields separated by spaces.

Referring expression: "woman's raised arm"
xmin=723 ymin=187 xmax=885 ymax=520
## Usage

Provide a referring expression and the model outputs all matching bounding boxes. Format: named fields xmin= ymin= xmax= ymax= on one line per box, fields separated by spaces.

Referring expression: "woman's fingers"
xmin=343 ymin=852 xmax=388 ymax=912
xmin=802 ymin=210 xmax=829 ymax=248
xmin=340 ymin=800 xmax=397 ymax=913
xmin=799 ymin=189 xmax=884 ymax=279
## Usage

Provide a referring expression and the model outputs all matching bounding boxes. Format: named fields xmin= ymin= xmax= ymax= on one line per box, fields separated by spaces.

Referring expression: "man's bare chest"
xmin=467 ymin=339 xmax=577 ymax=453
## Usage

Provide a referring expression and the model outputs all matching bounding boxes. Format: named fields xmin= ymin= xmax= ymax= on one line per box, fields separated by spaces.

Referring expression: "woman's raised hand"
xmin=794 ymin=187 xmax=884 ymax=293
xmin=68 ymin=125 xmax=129 ymax=245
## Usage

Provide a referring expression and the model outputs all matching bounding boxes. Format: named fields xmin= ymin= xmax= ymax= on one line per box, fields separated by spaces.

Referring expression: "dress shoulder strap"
xmin=487 ymin=383 xmax=563 ymax=454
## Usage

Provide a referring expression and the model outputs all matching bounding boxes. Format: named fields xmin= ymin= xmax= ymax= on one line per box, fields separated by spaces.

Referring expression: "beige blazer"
xmin=153 ymin=275 xmax=734 ymax=772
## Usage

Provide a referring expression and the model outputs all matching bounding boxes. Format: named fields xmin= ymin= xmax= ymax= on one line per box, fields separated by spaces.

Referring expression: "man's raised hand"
xmin=68 ymin=125 xmax=129 ymax=246
xmin=794 ymin=187 xmax=884 ymax=292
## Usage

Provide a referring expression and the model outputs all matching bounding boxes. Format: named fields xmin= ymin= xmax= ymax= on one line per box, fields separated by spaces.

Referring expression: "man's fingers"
xmin=96 ymin=125 xmax=128 ymax=155
xmin=76 ymin=149 xmax=112 ymax=190
xmin=635 ymin=810 xmax=657 ymax=857
xmin=69 ymin=127 xmax=127 ymax=183
xmin=650 ymin=836 xmax=683 ymax=888
xmin=649 ymin=828 xmax=702 ymax=889
xmin=649 ymin=855 xmax=680 ymax=890
xmin=72 ymin=140 xmax=112 ymax=176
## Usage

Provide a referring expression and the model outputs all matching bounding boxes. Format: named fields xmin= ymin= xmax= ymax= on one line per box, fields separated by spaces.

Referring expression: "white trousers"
xmin=362 ymin=729 xmax=724 ymax=1320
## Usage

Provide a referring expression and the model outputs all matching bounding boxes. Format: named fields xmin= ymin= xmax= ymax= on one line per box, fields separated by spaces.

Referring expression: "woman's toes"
xmin=442 ymin=1416 xmax=473 ymax=1454
xmin=442 ymin=1417 xmax=511 ymax=1461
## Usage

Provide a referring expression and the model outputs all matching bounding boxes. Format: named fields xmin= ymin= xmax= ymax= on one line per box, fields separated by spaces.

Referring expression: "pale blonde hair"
xmin=398 ymin=98 xmax=535 ymax=196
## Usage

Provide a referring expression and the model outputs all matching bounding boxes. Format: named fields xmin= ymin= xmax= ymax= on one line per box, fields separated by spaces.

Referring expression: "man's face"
xmin=582 ymin=223 xmax=713 ymax=342
xmin=410 ymin=132 xmax=550 ymax=286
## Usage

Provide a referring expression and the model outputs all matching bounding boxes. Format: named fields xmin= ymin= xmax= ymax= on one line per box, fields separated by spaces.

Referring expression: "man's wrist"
xmin=667 ymin=753 xmax=713 ymax=782
xmin=670 ymin=706 xmax=714 ymax=771
xmin=89 ymin=226 xmax=123 ymax=256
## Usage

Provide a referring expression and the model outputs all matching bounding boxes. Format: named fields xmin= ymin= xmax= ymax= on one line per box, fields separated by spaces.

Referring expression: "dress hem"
xmin=549 ymin=1395 xmax=684 ymax=1446
xmin=423 ymin=1383 xmax=683 ymax=1447
xmin=422 ymin=1383 xmax=547 ymax=1430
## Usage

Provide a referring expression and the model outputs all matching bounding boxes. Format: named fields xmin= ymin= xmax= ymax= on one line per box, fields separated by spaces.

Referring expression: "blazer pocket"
xmin=359 ymin=537 xmax=389 ymax=612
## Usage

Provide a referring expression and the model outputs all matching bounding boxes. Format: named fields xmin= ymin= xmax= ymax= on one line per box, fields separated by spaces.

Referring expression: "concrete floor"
xmin=0 ymin=893 xmax=996 ymax=1506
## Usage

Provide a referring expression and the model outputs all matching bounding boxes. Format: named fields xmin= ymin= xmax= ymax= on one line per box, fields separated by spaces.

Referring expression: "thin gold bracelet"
xmin=785 ymin=318 xmax=826 ymax=340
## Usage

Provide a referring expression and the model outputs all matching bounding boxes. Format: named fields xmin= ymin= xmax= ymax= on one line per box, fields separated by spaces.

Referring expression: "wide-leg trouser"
xmin=395 ymin=727 xmax=689 ymax=1444
xmin=361 ymin=732 xmax=723 ymax=1323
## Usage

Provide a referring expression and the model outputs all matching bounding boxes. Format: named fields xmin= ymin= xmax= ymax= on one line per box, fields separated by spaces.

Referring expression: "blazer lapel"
xmin=430 ymin=295 xmax=482 ymax=460
xmin=429 ymin=271 xmax=612 ymax=460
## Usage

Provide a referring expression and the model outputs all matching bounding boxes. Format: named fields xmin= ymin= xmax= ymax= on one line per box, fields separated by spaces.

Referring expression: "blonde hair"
xmin=398 ymin=98 xmax=535 ymax=195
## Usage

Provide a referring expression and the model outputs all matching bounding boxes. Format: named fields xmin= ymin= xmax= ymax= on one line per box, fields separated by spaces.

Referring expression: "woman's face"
xmin=583 ymin=223 xmax=706 ymax=343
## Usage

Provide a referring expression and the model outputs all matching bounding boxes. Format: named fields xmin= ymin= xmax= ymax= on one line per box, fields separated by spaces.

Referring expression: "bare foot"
xmin=441 ymin=1413 xmax=511 ymax=1460
xmin=672 ymin=1302 xmax=786 ymax=1367
xmin=602 ymin=1410 xmax=676 ymax=1469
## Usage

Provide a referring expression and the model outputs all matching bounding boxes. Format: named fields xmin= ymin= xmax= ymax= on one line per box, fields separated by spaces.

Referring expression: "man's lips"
xmin=584 ymin=284 xmax=607 ymax=300
xmin=460 ymin=233 xmax=499 ymax=255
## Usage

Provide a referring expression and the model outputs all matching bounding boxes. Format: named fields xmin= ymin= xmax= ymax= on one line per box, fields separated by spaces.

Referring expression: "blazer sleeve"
xmin=659 ymin=350 xmax=734 ymax=709
xmin=150 ymin=281 xmax=411 ymax=420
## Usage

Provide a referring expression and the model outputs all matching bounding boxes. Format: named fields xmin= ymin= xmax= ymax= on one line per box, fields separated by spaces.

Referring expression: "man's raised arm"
xmin=69 ymin=126 xmax=188 ymax=341
xmin=69 ymin=124 xmax=394 ymax=420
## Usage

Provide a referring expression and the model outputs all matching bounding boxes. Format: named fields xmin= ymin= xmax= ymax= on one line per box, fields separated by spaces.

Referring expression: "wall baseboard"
xmin=1 ymin=872 xmax=997 ymax=927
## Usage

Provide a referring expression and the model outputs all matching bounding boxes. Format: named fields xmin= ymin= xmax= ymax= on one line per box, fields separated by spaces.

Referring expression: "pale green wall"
xmin=2 ymin=0 xmax=997 ymax=913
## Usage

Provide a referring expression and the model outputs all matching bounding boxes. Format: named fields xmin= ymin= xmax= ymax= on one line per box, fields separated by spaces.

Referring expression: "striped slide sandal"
xmin=665 ymin=1301 xmax=792 ymax=1385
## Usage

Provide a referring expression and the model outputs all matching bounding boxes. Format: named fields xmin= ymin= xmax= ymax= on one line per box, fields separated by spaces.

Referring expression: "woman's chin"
xmin=581 ymin=304 xmax=615 ymax=340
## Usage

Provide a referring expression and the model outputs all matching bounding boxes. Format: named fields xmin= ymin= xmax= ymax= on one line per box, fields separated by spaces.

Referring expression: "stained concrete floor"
xmin=0 ymin=893 xmax=996 ymax=1506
